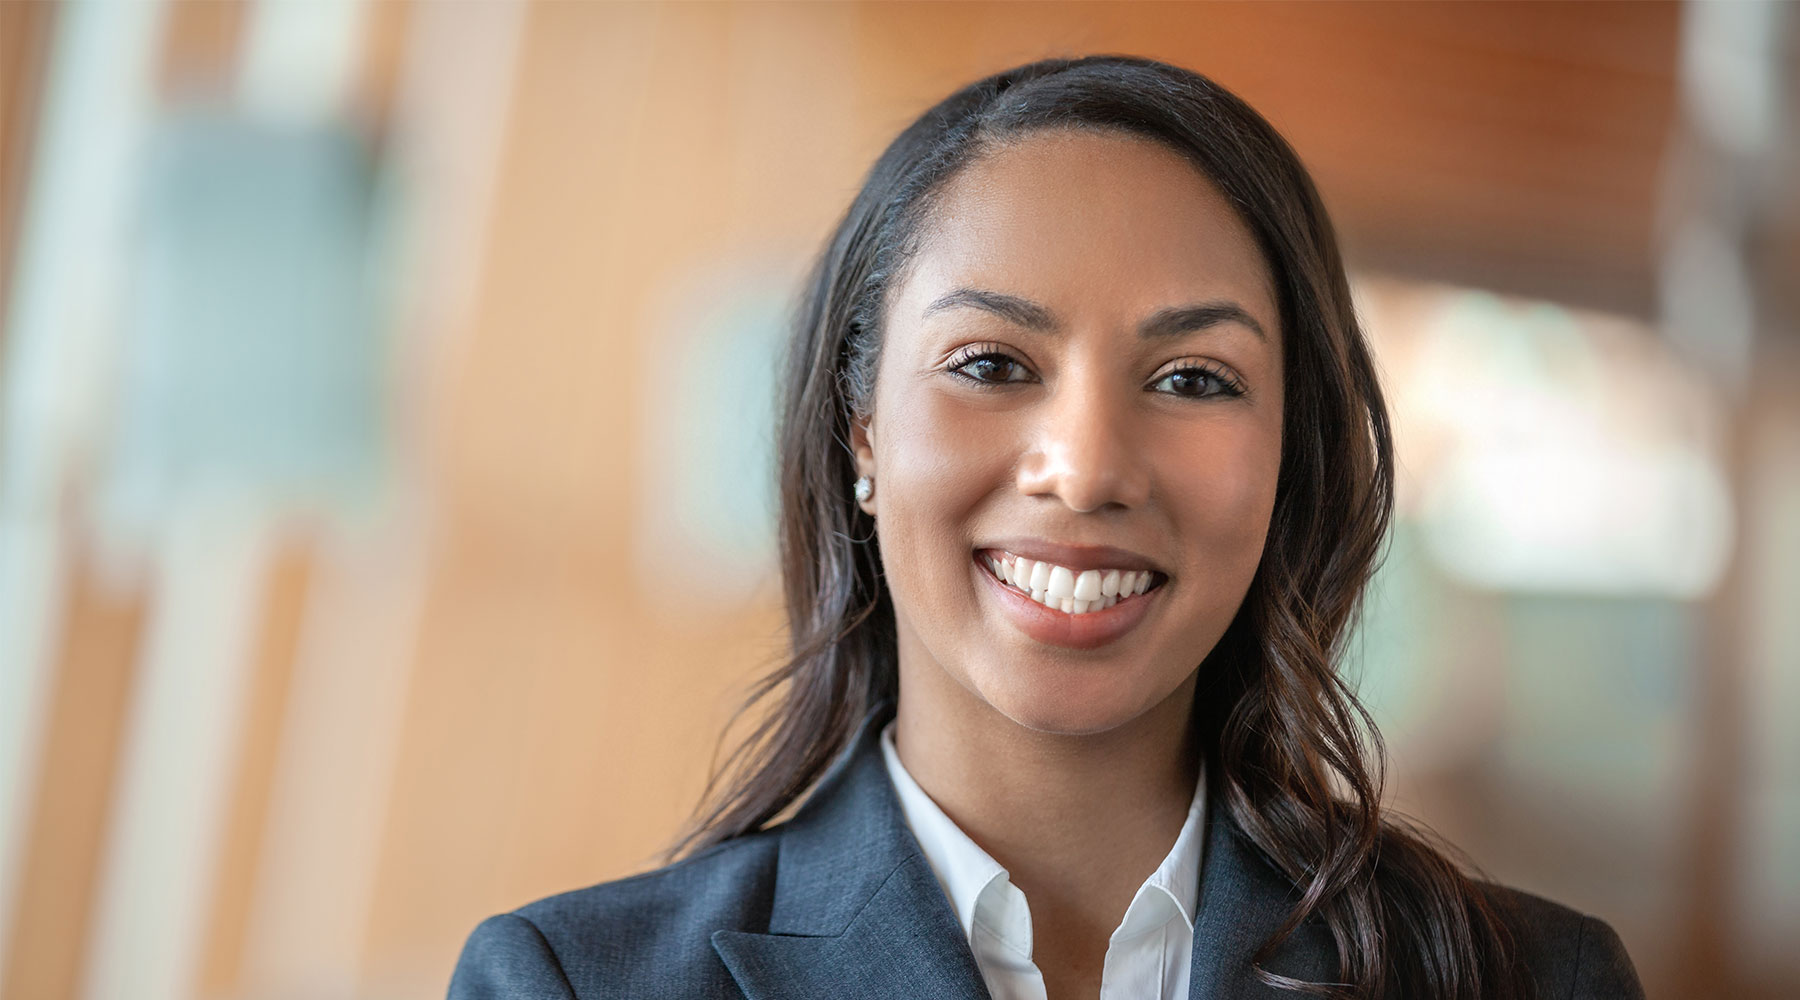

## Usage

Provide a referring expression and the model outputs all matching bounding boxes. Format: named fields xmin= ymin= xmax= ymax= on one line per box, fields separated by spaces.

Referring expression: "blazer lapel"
xmin=1187 ymin=803 xmax=1339 ymax=999
xmin=711 ymin=704 xmax=990 ymax=1000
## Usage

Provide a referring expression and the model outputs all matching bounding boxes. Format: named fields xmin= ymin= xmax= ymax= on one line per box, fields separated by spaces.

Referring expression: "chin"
xmin=975 ymin=662 xmax=1171 ymax=737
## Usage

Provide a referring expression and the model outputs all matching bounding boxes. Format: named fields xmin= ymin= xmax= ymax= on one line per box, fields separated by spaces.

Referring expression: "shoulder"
xmin=448 ymin=831 xmax=782 ymax=1000
xmin=1475 ymin=881 xmax=1645 ymax=1000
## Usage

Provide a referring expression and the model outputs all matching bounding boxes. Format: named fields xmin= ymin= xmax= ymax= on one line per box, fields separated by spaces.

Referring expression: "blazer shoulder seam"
xmin=504 ymin=911 xmax=580 ymax=998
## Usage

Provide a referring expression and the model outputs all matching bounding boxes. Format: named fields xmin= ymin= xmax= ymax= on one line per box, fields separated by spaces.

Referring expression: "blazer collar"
xmin=711 ymin=701 xmax=989 ymax=998
xmin=711 ymin=703 xmax=1337 ymax=1000
xmin=1186 ymin=792 xmax=1339 ymax=997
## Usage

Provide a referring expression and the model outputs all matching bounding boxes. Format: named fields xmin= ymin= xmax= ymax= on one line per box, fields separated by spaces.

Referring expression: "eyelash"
xmin=942 ymin=346 xmax=1246 ymax=399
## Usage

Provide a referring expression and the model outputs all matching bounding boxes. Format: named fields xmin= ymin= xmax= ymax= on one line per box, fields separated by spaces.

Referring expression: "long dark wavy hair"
xmin=674 ymin=55 xmax=1529 ymax=1000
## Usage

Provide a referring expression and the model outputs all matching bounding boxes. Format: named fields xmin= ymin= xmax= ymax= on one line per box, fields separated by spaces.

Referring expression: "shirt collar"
xmin=878 ymin=721 xmax=1207 ymax=943
xmin=880 ymin=722 xmax=1008 ymax=941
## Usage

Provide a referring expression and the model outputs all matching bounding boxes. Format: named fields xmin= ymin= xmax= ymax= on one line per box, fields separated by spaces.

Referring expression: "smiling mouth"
xmin=975 ymin=549 xmax=1167 ymax=615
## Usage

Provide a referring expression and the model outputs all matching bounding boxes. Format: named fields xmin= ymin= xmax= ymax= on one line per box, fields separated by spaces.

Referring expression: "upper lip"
xmin=977 ymin=537 xmax=1166 ymax=575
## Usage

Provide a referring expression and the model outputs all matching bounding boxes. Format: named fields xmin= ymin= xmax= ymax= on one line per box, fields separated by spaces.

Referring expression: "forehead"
xmin=896 ymin=129 xmax=1277 ymax=326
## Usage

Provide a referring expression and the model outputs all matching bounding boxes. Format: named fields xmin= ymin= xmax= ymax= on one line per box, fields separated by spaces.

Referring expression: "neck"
xmin=891 ymin=666 xmax=1200 ymax=957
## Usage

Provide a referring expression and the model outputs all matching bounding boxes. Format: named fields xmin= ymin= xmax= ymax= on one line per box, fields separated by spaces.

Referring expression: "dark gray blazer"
xmin=449 ymin=708 xmax=1644 ymax=999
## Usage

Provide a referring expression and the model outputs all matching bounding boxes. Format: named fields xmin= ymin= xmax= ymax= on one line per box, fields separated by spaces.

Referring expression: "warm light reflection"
xmin=1355 ymin=277 xmax=1732 ymax=598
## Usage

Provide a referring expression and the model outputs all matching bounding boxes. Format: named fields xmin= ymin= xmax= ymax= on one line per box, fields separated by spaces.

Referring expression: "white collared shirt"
xmin=879 ymin=722 xmax=1206 ymax=1000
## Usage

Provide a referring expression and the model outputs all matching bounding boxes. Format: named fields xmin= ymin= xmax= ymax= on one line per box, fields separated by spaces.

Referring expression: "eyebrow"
xmin=920 ymin=287 xmax=1267 ymax=341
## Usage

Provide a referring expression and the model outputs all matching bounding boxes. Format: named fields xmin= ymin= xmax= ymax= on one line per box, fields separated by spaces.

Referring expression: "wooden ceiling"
xmin=0 ymin=2 xmax=1694 ymax=331
xmin=1264 ymin=3 xmax=1683 ymax=320
xmin=853 ymin=1 xmax=1683 ymax=319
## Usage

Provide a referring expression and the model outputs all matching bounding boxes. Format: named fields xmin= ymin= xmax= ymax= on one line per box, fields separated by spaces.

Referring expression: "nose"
xmin=1015 ymin=369 xmax=1151 ymax=513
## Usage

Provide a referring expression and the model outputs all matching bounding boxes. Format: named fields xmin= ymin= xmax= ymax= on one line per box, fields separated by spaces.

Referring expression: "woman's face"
xmin=852 ymin=129 xmax=1284 ymax=736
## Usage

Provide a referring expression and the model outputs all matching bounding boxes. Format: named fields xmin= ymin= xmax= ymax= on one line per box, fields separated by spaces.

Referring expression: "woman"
xmin=450 ymin=55 xmax=1644 ymax=1000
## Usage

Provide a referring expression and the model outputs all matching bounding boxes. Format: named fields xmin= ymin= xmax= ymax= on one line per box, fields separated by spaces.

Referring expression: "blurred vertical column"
xmin=0 ymin=1 xmax=169 ymax=995
xmin=71 ymin=0 xmax=390 ymax=998
xmin=1661 ymin=1 xmax=1800 ymax=994
xmin=227 ymin=2 xmax=527 ymax=998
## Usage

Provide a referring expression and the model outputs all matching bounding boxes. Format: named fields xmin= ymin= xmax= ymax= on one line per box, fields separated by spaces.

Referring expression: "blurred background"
xmin=0 ymin=2 xmax=1794 ymax=998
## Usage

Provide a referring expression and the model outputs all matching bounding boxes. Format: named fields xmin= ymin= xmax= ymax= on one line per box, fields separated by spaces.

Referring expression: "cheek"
xmin=882 ymin=381 xmax=1025 ymax=498
xmin=1162 ymin=417 xmax=1283 ymax=574
xmin=874 ymin=387 xmax=1013 ymax=576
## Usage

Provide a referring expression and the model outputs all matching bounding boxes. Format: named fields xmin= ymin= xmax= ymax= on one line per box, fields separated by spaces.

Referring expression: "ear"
xmin=850 ymin=411 xmax=877 ymax=515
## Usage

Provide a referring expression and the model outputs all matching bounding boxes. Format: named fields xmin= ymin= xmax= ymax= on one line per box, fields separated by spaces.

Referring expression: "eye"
xmin=1150 ymin=363 xmax=1244 ymax=399
xmin=946 ymin=348 xmax=1035 ymax=386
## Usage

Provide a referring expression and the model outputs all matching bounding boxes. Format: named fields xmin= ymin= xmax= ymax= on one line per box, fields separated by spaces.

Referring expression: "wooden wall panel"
xmin=0 ymin=557 xmax=145 ymax=1000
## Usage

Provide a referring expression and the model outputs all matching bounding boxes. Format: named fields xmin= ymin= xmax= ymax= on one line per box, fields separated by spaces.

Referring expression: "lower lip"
xmin=973 ymin=552 xmax=1163 ymax=651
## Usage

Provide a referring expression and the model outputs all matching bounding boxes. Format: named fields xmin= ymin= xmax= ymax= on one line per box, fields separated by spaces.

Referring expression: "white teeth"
xmin=1101 ymin=569 xmax=1121 ymax=598
xmin=981 ymin=550 xmax=1162 ymax=616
